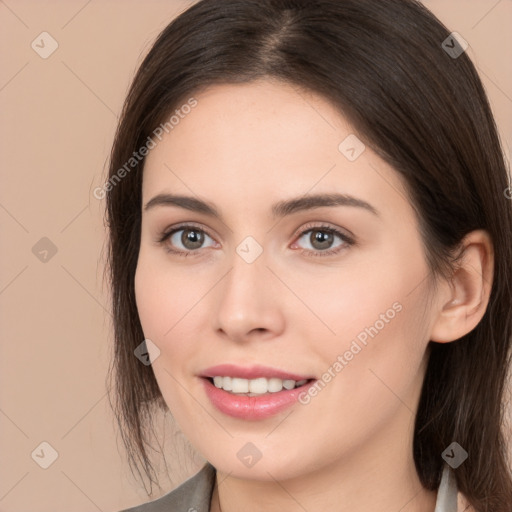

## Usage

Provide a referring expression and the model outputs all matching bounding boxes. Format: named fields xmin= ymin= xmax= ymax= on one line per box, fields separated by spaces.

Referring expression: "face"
xmin=135 ymin=79 xmax=438 ymax=482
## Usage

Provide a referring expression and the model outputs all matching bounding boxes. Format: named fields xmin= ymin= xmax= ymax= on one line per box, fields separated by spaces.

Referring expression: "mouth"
xmin=200 ymin=374 xmax=318 ymax=420
xmin=204 ymin=376 xmax=314 ymax=396
xmin=198 ymin=364 xmax=317 ymax=419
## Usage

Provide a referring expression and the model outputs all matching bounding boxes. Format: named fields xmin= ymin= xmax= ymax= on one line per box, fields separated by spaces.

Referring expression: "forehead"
xmin=141 ymin=80 xmax=410 ymax=221
xmin=144 ymin=79 xmax=349 ymax=174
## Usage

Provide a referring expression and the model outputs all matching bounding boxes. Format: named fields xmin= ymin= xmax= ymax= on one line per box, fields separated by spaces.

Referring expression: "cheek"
xmin=134 ymin=256 xmax=204 ymax=411
xmin=134 ymin=252 xmax=214 ymax=369
xmin=287 ymin=246 xmax=425 ymax=352
xmin=298 ymin=244 xmax=430 ymax=402
xmin=135 ymin=251 xmax=199 ymax=337
xmin=134 ymin=261 xmax=166 ymax=338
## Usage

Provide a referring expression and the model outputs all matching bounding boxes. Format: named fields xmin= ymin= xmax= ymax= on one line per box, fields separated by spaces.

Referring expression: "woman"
xmin=104 ymin=0 xmax=512 ymax=510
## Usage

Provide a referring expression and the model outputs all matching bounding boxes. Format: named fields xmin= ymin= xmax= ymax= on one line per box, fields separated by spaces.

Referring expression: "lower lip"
xmin=200 ymin=377 xmax=317 ymax=420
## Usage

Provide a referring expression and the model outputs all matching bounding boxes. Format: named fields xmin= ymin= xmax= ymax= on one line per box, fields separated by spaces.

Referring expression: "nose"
xmin=213 ymin=246 xmax=286 ymax=343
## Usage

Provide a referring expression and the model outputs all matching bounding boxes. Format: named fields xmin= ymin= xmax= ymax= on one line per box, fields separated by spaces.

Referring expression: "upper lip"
xmin=199 ymin=364 xmax=314 ymax=381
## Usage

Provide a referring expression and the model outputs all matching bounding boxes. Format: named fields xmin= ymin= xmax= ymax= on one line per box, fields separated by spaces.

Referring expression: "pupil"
xmin=183 ymin=229 xmax=204 ymax=249
xmin=312 ymin=230 xmax=332 ymax=250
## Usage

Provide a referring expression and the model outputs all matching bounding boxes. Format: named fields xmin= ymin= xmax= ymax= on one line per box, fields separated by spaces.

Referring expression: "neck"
xmin=209 ymin=406 xmax=437 ymax=512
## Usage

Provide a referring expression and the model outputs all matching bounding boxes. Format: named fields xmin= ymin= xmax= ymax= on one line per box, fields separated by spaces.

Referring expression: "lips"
xmin=198 ymin=363 xmax=317 ymax=420
xmin=199 ymin=363 xmax=314 ymax=381
xmin=200 ymin=376 xmax=317 ymax=420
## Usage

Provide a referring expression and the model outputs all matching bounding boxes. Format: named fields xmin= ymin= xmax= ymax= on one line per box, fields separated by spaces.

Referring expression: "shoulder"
xmin=118 ymin=462 xmax=216 ymax=512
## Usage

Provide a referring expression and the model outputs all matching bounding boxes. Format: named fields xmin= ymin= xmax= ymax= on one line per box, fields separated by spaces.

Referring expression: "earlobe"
xmin=429 ymin=230 xmax=494 ymax=343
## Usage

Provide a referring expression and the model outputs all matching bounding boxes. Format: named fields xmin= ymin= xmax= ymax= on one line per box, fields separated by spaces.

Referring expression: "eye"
xmin=158 ymin=223 xmax=217 ymax=256
xmin=157 ymin=222 xmax=355 ymax=258
xmin=291 ymin=223 xmax=354 ymax=257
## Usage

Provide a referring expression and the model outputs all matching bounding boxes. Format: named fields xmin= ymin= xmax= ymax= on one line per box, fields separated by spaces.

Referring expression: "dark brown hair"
xmin=104 ymin=0 xmax=512 ymax=508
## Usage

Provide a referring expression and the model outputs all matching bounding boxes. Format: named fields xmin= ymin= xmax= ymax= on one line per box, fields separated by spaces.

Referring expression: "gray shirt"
xmin=120 ymin=462 xmax=462 ymax=512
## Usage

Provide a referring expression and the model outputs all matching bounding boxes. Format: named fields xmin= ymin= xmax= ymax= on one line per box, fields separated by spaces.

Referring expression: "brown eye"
xmin=292 ymin=223 xmax=355 ymax=258
xmin=296 ymin=228 xmax=346 ymax=252
xmin=178 ymin=228 xmax=205 ymax=250
xmin=159 ymin=225 xmax=217 ymax=255
xmin=309 ymin=229 xmax=335 ymax=250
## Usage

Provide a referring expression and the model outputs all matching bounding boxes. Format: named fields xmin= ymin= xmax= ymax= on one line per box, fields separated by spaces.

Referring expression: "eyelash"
xmin=156 ymin=222 xmax=355 ymax=258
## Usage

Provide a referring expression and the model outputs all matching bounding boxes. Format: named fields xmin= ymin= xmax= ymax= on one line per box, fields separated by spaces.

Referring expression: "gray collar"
xmin=435 ymin=464 xmax=459 ymax=512
xmin=120 ymin=462 xmax=459 ymax=511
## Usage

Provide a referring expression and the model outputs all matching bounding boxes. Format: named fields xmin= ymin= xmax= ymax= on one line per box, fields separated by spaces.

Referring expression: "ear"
xmin=430 ymin=230 xmax=494 ymax=343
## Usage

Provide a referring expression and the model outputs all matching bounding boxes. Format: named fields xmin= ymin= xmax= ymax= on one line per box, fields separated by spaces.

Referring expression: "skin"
xmin=134 ymin=79 xmax=493 ymax=512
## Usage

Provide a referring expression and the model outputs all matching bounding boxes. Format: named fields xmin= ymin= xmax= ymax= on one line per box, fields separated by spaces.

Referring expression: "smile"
xmin=211 ymin=376 xmax=309 ymax=396
xmin=201 ymin=376 xmax=316 ymax=420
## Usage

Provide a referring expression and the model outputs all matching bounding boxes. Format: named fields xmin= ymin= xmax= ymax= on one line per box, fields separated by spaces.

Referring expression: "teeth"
xmin=211 ymin=376 xmax=309 ymax=395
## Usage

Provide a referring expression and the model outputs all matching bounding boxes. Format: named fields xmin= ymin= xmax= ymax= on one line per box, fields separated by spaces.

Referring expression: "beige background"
xmin=0 ymin=1 xmax=511 ymax=511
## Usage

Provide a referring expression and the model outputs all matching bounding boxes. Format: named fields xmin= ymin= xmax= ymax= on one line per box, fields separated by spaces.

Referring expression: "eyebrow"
xmin=143 ymin=192 xmax=379 ymax=219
